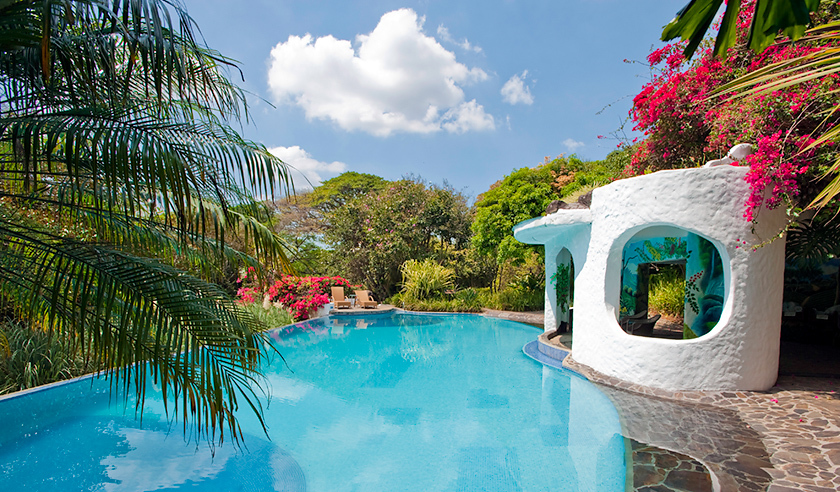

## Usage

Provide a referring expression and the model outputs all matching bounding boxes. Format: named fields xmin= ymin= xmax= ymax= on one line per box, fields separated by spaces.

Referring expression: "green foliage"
xmin=662 ymin=0 xmax=818 ymax=59
xmin=325 ymin=179 xmax=471 ymax=299
xmin=551 ymin=263 xmax=571 ymax=313
xmin=0 ymin=0 xmax=294 ymax=444
xmin=649 ymin=266 xmax=686 ymax=316
xmin=554 ymin=150 xmax=629 ymax=198
xmin=390 ymin=288 xmax=483 ymax=313
xmin=400 ymin=259 xmax=455 ymax=300
xmin=478 ymin=272 xmax=546 ymax=312
xmin=239 ymin=303 xmax=294 ymax=331
xmin=438 ymin=247 xmax=497 ymax=289
xmin=0 ymin=321 xmax=103 ymax=395
xmin=309 ymin=172 xmax=388 ymax=212
xmin=472 ymin=165 xmax=556 ymax=267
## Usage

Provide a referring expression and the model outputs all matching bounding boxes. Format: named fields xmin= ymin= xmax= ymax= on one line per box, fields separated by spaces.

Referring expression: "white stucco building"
xmin=514 ymin=165 xmax=787 ymax=391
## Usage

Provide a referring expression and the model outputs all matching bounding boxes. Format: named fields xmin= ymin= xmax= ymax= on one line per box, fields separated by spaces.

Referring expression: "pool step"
xmin=522 ymin=339 xmax=569 ymax=370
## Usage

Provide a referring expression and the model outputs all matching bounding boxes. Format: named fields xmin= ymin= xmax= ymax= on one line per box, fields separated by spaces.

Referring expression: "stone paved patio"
xmin=542 ymin=334 xmax=840 ymax=491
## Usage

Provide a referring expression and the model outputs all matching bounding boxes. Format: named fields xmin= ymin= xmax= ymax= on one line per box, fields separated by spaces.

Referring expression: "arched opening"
xmin=549 ymin=248 xmax=575 ymax=346
xmin=617 ymin=227 xmax=724 ymax=339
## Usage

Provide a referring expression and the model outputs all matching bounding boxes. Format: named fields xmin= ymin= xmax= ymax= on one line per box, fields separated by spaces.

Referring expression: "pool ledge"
xmin=522 ymin=337 xmax=569 ymax=370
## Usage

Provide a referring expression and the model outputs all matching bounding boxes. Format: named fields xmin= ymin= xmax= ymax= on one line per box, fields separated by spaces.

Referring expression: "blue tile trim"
xmin=522 ymin=339 xmax=568 ymax=371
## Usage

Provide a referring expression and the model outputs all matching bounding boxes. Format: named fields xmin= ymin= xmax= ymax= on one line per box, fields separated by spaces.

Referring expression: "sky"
xmin=183 ymin=0 xmax=683 ymax=199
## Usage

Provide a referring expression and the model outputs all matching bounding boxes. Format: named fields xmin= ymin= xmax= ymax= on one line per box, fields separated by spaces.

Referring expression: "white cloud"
xmin=267 ymin=9 xmax=494 ymax=137
xmin=441 ymin=100 xmax=495 ymax=134
xmin=436 ymin=25 xmax=483 ymax=53
xmin=501 ymin=70 xmax=534 ymax=105
xmin=268 ymin=145 xmax=347 ymax=190
xmin=563 ymin=138 xmax=585 ymax=152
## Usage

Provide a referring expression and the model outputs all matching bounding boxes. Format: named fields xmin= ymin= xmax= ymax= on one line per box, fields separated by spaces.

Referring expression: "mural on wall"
xmin=620 ymin=237 xmax=689 ymax=317
xmin=620 ymin=232 xmax=724 ymax=338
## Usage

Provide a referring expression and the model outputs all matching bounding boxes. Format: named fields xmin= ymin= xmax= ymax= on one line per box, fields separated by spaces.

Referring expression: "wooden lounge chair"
xmin=354 ymin=290 xmax=378 ymax=309
xmin=331 ymin=286 xmax=352 ymax=309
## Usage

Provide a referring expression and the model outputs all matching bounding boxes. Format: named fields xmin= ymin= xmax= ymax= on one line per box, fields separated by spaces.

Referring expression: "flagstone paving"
xmin=545 ymin=334 xmax=840 ymax=491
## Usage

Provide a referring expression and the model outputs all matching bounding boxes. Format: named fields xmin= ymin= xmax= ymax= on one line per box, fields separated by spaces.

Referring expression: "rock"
xmin=704 ymin=157 xmax=734 ymax=167
xmin=728 ymin=142 xmax=754 ymax=161
xmin=577 ymin=190 xmax=593 ymax=208
xmin=546 ymin=200 xmax=563 ymax=214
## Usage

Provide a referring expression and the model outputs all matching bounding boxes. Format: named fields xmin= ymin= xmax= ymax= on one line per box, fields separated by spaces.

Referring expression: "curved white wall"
xmin=515 ymin=166 xmax=787 ymax=391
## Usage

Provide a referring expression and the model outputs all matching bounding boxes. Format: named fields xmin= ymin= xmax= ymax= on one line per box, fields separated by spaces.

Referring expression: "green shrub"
xmin=0 ymin=321 xmax=102 ymax=395
xmin=649 ymin=267 xmax=685 ymax=316
xmin=400 ymin=259 xmax=455 ymax=300
xmin=240 ymin=302 xmax=295 ymax=330
xmin=389 ymin=288 xmax=482 ymax=313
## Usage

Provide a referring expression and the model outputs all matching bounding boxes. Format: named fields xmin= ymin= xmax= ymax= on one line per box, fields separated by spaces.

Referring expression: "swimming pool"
xmin=0 ymin=313 xmax=626 ymax=491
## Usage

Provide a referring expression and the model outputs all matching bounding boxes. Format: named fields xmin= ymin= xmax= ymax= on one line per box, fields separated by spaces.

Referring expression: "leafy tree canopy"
xmin=324 ymin=178 xmax=471 ymax=299
xmin=308 ymin=171 xmax=387 ymax=212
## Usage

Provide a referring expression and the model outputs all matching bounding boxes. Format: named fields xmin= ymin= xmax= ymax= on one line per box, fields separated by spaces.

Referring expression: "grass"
xmin=649 ymin=266 xmax=685 ymax=317
xmin=0 ymin=321 xmax=103 ymax=395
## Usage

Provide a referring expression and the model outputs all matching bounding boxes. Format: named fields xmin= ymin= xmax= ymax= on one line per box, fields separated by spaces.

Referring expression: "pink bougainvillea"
xmin=237 ymin=275 xmax=355 ymax=320
xmin=628 ymin=0 xmax=840 ymax=221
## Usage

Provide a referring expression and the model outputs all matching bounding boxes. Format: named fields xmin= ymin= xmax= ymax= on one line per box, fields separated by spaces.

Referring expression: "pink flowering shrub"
xmin=628 ymin=1 xmax=840 ymax=221
xmin=237 ymin=274 xmax=354 ymax=321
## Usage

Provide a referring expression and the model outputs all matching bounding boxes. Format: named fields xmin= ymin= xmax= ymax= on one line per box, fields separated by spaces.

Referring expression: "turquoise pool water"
xmin=0 ymin=313 xmax=626 ymax=491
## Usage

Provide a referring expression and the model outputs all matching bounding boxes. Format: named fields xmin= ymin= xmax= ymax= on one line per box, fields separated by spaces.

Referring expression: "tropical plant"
xmin=262 ymin=275 xmax=352 ymax=320
xmin=324 ymin=178 xmax=471 ymax=299
xmin=399 ymin=259 xmax=455 ymax=300
xmin=0 ymin=0 xmax=294 ymax=444
xmin=633 ymin=1 xmax=840 ymax=222
xmin=0 ymin=320 xmax=105 ymax=395
xmin=551 ymin=263 xmax=571 ymax=314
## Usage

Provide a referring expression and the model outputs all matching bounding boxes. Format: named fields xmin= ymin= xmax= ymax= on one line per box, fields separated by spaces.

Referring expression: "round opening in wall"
xmin=617 ymin=226 xmax=724 ymax=340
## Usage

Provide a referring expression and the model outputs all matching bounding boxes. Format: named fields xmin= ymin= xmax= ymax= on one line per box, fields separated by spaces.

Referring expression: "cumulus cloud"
xmin=268 ymin=145 xmax=347 ymax=190
xmin=563 ymin=138 xmax=585 ymax=152
xmin=267 ymin=9 xmax=494 ymax=137
xmin=436 ymin=25 xmax=483 ymax=53
xmin=501 ymin=70 xmax=534 ymax=105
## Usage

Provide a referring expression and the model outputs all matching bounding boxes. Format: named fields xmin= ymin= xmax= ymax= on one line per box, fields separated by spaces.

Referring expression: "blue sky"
xmin=184 ymin=0 xmax=682 ymax=198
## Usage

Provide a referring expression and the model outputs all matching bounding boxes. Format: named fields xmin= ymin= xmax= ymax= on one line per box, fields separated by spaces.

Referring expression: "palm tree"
xmin=662 ymin=0 xmax=818 ymax=58
xmin=0 ymin=0 xmax=293 ymax=445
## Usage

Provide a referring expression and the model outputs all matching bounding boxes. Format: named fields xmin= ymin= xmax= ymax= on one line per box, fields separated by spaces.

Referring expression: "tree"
xmin=309 ymin=171 xmax=387 ymax=213
xmin=0 ymin=0 xmax=293 ymax=444
xmin=324 ymin=179 xmax=471 ymax=299
xmin=472 ymin=164 xmax=556 ymax=289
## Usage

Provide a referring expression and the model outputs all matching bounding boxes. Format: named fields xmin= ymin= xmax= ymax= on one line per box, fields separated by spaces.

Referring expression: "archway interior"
xmin=619 ymin=227 xmax=724 ymax=339
xmin=553 ymin=248 xmax=575 ymax=336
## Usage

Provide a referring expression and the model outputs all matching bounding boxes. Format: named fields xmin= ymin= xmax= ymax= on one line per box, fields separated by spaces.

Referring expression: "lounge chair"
xmin=354 ymin=290 xmax=378 ymax=309
xmin=621 ymin=313 xmax=661 ymax=336
xmin=331 ymin=286 xmax=352 ymax=309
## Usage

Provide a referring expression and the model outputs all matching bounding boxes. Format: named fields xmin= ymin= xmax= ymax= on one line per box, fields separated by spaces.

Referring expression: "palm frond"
xmin=0 ymin=217 xmax=272 ymax=443
xmin=662 ymin=0 xmax=819 ymax=59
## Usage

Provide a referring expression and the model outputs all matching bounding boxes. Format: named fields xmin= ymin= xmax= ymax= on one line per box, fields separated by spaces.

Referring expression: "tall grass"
xmin=0 ymin=321 xmax=102 ymax=395
xmin=649 ymin=266 xmax=685 ymax=316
